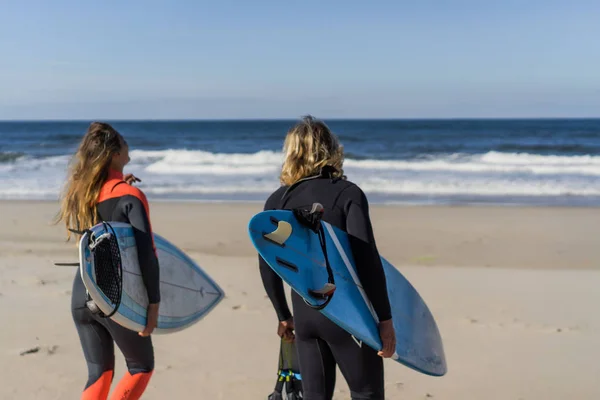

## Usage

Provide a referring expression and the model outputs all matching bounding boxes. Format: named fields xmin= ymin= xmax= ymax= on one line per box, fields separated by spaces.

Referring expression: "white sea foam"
xmin=1 ymin=150 xmax=599 ymax=202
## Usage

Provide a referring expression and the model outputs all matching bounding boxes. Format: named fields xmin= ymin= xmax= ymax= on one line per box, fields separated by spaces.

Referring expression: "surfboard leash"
xmin=292 ymin=203 xmax=337 ymax=311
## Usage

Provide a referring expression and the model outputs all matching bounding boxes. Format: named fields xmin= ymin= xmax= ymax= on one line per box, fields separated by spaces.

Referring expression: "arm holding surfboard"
xmin=111 ymin=180 xmax=161 ymax=337
xmin=259 ymin=188 xmax=296 ymax=341
xmin=343 ymin=185 xmax=396 ymax=358
xmin=259 ymin=251 xmax=295 ymax=341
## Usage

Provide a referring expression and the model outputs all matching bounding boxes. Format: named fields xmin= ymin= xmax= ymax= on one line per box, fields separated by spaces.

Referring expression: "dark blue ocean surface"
xmin=1 ymin=119 xmax=599 ymax=205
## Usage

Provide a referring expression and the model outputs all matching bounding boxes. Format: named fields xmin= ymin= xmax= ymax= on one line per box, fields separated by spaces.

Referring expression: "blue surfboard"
xmin=248 ymin=210 xmax=447 ymax=376
xmin=79 ymin=221 xmax=225 ymax=334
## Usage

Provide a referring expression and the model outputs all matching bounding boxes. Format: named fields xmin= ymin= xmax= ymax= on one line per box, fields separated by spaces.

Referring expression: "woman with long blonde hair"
xmin=56 ymin=122 xmax=159 ymax=400
xmin=259 ymin=115 xmax=396 ymax=400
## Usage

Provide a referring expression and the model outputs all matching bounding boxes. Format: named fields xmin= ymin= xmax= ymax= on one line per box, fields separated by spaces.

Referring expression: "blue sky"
xmin=1 ymin=0 xmax=599 ymax=119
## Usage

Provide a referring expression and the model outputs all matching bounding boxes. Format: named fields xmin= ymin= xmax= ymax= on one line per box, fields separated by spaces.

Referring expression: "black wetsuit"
xmin=259 ymin=168 xmax=392 ymax=400
xmin=71 ymin=169 xmax=160 ymax=395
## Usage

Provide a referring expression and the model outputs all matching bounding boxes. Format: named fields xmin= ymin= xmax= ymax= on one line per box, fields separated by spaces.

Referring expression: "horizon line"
xmin=1 ymin=116 xmax=600 ymax=123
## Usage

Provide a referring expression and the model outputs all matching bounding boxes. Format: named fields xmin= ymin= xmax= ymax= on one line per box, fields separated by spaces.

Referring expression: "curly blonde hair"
xmin=280 ymin=115 xmax=345 ymax=186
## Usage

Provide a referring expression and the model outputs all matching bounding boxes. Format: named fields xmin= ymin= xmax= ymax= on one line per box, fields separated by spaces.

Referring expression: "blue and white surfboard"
xmin=79 ymin=222 xmax=224 ymax=334
xmin=248 ymin=210 xmax=447 ymax=376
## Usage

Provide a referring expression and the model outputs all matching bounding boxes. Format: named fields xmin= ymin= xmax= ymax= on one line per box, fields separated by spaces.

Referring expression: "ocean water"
xmin=1 ymin=119 xmax=599 ymax=206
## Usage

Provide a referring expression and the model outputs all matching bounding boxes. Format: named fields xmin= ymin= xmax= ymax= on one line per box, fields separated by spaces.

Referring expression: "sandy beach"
xmin=1 ymin=200 xmax=599 ymax=399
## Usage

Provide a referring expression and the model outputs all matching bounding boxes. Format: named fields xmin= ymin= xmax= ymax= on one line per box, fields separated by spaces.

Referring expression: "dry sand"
xmin=1 ymin=201 xmax=599 ymax=399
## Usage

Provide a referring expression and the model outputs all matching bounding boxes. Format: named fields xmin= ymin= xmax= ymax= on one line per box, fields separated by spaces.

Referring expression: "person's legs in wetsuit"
xmin=72 ymin=305 xmax=115 ymax=399
xmin=292 ymin=292 xmax=385 ymax=400
xmin=72 ymin=275 xmax=154 ymax=400
xmin=105 ymin=320 xmax=154 ymax=399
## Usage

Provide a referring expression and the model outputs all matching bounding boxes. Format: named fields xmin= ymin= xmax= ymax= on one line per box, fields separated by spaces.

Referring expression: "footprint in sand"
xmin=156 ymin=365 xmax=172 ymax=372
xmin=465 ymin=316 xmax=580 ymax=334
xmin=20 ymin=277 xmax=59 ymax=286
xmin=19 ymin=346 xmax=40 ymax=356
xmin=385 ymin=382 xmax=404 ymax=391
xmin=19 ymin=345 xmax=59 ymax=356
xmin=539 ymin=324 xmax=581 ymax=334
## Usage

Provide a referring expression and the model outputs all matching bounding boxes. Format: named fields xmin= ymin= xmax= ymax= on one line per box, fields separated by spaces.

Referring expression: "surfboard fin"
xmin=308 ymin=283 xmax=336 ymax=299
xmin=305 ymin=283 xmax=336 ymax=310
xmin=292 ymin=203 xmax=324 ymax=233
xmin=264 ymin=221 xmax=293 ymax=246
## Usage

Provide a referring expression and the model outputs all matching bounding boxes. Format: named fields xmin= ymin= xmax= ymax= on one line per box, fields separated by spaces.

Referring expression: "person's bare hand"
xmin=139 ymin=303 xmax=159 ymax=337
xmin=124 ymin=173 xmax=141 ymax=185
xmin=277 ymin=317 xmax=295 ymax=342
xmin=377 ymin=319 xmax=396 ymax=358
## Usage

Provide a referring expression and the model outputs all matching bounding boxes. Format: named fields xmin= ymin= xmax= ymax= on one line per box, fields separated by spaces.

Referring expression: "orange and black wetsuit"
xmin=71 ymin=169 xmax=160 ymax=400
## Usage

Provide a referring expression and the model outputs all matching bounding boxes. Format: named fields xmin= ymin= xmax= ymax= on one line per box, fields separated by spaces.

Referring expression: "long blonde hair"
xmin=55 ymin=122 xmax=123 ymax=240
xmin=280 ymin=115 xmax=345 ymax=186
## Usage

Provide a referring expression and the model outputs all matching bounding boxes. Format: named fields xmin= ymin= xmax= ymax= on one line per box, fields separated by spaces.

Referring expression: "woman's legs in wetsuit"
xmin=72 ymin=274 xmax=154 ymax=400
xmin=72 ymin=305 xmax=115 ymax=399
xmin=105 ymin=321 xmax=154 ymax=399
xmin=292 ymin=292 xmax=385 ymax=400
